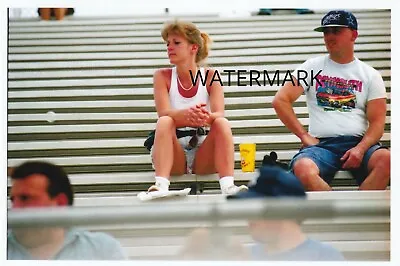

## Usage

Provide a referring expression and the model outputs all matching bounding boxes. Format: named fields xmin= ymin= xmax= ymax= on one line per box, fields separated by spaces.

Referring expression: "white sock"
xmin=219 ymin=176 xmax=235 ymax=190
xmin=155 ymin=176 xmax=170 ymax=191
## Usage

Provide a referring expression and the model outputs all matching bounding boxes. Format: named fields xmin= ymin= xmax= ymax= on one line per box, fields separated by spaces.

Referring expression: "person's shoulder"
xmin=202 ymin=67 xmax=221 ymax=86
xmin=202 ymin=67 xmax=218 ymax=77
xmin=355 ymin=58 xmax=382 ymax=76
xmin=73 ymin=228 xmax=119 ymax=243
xmin=154 ymin=68 xmax=173 ymax=79
xmin=153 ymin=68 xmax=173 ymax=90
xmin=296 ymin=55 xmax=326 ymax=71
xmin=305 ymin=55 xmax=327 ymax=64
xmin=306 ymin=239 xmax=345 ymax=260
xmin=203 ymin=67 xmax=215 ymax=72
xmin=305 ymin=238 xmax=332 ymax=249
xmin=69 ymin=228 xmax=122 ymax=249
xmin=68 ymin=228 xmax=127 ymax=259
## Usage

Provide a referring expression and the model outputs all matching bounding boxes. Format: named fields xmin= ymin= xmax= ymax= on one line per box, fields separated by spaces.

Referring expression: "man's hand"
xmin=300 ymin=133 xmax=319 ymax=148
xmin=341 ymin=146 xmax=365 ymax=169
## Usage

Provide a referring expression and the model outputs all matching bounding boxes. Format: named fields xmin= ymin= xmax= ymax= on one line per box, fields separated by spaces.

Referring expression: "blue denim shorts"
xmin=289 ymin=135 xmax=386 ymax=185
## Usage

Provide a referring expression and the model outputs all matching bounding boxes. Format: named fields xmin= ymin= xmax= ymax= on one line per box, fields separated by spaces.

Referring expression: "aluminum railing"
xmin=8 ymin=198 xmax=390 ymax=228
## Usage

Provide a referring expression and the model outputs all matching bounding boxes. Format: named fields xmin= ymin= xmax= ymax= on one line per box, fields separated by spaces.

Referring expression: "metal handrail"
xmin=8 ymin=198 xmax=390 ymax=228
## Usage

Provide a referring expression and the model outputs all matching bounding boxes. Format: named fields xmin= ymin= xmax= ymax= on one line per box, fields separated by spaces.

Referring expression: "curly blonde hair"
xmin=161 ymin=20 xmax=211 ymax=64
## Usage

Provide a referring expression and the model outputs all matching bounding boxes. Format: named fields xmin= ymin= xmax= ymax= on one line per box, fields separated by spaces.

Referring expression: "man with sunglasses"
xmin=272 ymin=10 xmax=390 ymax=191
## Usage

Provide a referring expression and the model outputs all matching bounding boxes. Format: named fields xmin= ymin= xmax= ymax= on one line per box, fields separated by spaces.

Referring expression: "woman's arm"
xmin=153 ymin=69 xmax=209 ymax=127
xmin=205 ymin=69 xmax=225 ymax=125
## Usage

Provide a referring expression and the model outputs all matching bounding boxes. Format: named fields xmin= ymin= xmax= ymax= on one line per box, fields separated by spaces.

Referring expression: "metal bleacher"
xmin=7 ymin=9 xmax=391 ymax=193
xmin=7 ymin=9 xmax=391 ymax=261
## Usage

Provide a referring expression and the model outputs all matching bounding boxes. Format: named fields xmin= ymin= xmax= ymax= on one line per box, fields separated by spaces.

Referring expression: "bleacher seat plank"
xmin=8 ymin=43 xmax=390 ymax=63
xmin=8 ymin=95 xmax=308 ymax=109
xmin=7 ymin=104 xmax=391 ymax=123
xmin=8 ymin=51 xmax=390 ymax=71
xmin=68 ymin=191 xmax=390 ymax=206
xmin=8 ymin=36 xmax=390 ymax=54
xmin=8 ymin=60 xmax=391 ymax=81
xmin=7 ymin=131 xmax=390 ymax=151
xmin=8 ymin=17 xmax=390 ymax=33
xmin=8 ymin=17 xmax=390 ymax=35
xmin=8 ymin=17 xmax=390 ymax=34
xmin=8 ymin=29 xmax=390 ymax=47
xmin=8 ymin=10 xmax=389 ymax=27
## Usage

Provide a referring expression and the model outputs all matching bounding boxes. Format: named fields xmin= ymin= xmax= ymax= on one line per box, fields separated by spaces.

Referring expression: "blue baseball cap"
xmin=227 ymin=166 xmax=306 ymax=200
xmin=314 ymin=10 xmax=358 ymax=32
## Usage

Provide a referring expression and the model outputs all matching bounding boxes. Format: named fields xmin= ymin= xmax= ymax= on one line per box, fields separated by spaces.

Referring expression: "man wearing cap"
xmin=272 ymin=10 xmax=390 ymax=191
xmin=228 ymin=166 xmax=345 ymax=260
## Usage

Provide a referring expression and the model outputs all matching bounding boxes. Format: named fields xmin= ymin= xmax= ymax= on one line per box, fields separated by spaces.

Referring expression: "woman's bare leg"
xmin=153 ymin=116 xmax=186 ymax=177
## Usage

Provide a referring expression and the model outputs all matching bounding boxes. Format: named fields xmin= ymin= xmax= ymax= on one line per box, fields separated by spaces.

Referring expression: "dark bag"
xmin=144 ymin=130 xmax=156 ymax=151
xmin=262 ymin=151 xmax=289 ymax=170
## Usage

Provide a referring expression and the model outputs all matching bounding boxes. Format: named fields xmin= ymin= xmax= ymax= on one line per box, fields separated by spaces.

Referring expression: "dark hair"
xmin=11 ymin=161 xmax=74 ymax=206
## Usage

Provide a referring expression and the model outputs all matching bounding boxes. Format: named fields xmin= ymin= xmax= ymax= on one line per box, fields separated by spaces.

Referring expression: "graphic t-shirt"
xmin=293 ymin=55 xmax=387 ymax=138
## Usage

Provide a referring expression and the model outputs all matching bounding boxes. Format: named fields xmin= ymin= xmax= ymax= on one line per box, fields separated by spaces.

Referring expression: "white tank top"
xmin=169 ymin=67 xmax=210 ymax=112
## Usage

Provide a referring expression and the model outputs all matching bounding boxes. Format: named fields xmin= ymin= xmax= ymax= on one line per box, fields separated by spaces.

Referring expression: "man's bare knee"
xmin=369 ymin=149 xmax=390 ymax=176
xmin=293 ymin=158 xmax=319 ymax=182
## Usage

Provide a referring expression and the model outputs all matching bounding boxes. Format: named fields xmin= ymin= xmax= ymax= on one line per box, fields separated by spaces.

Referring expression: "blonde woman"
xmin=148 ymin=20 xmax=247 ymax=195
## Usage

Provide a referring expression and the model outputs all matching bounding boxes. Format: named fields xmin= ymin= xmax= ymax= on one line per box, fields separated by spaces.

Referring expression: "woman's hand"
xmin=185 ymin=103 xmax=210 ymax=127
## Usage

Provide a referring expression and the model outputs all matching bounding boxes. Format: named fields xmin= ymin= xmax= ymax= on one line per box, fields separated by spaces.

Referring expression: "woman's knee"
xmin=210 ymin=117 xmax=231 ymax=133
xmin=155 ymin=116 xmax=175 ymax=132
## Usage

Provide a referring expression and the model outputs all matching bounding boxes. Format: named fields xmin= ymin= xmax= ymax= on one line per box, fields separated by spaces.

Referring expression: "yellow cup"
xmin=239 ymin=143 xmax=256 ymax=172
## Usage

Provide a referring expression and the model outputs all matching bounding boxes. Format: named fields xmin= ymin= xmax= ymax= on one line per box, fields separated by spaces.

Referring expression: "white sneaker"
xmin=221 ymin=185 xmax=248 ymax=195
xmin=147 ymin=183 xmax=169 ymax=192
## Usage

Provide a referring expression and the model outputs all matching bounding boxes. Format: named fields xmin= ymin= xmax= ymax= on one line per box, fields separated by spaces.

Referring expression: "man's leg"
xmin=292 ymin=158 xmax=332 ymax=191
xmin=358 ymin=148 xmax=390 ymax=190
xmin=290 ymin=144 xmax=340 ymax=191
xmin=39 ymin=8 xmax=51 ymax=20
xmin=54 ymin=8 xmax=67 ymax=21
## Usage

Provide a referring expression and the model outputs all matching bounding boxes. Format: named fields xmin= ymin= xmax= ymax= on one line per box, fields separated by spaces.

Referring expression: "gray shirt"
xmin=249 ymin=238 xmax=345 ymax=261
xmin=7 ymin=228 xmax=127 ymax=260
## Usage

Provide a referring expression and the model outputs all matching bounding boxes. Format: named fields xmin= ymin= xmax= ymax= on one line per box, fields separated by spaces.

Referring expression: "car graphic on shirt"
xmin=316 ymin=91 xmax=356 ymax=111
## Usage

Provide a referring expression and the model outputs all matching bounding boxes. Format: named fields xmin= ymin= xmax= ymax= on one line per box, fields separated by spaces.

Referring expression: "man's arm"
xmin=341 ymin=98 xmax=386 ymax=169
xmin=358 ymin=98 xmax=387 ymax=150
xmin=272 ymin=79 xmax=318 ymax=147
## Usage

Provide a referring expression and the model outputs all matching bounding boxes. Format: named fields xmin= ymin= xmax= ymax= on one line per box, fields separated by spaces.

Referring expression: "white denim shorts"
xmin=150 ymin=135 xmax=207 ymax=174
